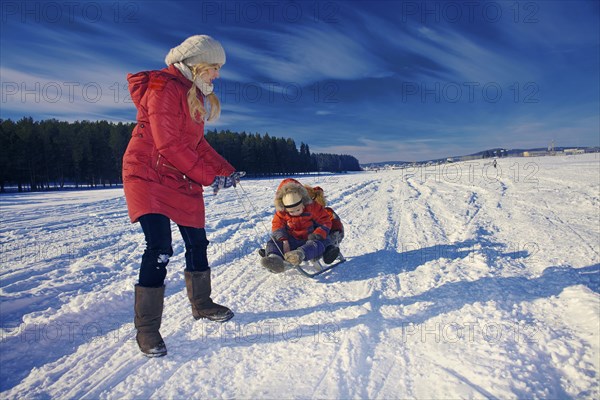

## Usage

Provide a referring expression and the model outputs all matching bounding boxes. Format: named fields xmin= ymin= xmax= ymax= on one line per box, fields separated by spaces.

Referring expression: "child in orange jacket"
xmin=261 ymin=178 xmax=333 ymax=273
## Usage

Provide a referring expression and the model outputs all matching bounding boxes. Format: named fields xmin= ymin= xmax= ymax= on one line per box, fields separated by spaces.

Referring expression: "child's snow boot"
xmin=134 ymin=284 xmax=167 ymax=357
xmin=261 ymin=254 xmax=285 ymax=273
xmin=184 ymin=270 xmax=234 ymax=322
xmin=284 ymin=249 xmax=305 ymax=266
xmin=322 ymin=245 xmax=340 ymax=264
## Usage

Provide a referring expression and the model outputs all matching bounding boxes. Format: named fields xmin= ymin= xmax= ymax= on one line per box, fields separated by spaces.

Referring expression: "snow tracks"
xmin=1 ymin=154 xmax=599 ymax=398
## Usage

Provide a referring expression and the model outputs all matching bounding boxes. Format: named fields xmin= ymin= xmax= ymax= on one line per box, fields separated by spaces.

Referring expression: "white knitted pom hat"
xmin=165 ymin=35 xmax=226 ymax=66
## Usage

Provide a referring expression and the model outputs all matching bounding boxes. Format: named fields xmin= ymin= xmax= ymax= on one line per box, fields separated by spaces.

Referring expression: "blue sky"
xmin=1 ymin=1 xmax=598 ymax=163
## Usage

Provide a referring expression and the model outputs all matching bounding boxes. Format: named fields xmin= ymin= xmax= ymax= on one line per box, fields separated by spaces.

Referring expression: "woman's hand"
xmin=211 ymin=171 xmax=246 ymax=194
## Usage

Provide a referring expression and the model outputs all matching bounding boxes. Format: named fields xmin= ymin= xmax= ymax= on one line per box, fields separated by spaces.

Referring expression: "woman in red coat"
xmin=123 ymin=35 xmax=243 ymax=357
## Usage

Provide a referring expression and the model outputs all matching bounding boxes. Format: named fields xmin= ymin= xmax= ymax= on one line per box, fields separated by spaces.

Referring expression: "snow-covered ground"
xmin=1 ymin=153 xmax=599 ymax=399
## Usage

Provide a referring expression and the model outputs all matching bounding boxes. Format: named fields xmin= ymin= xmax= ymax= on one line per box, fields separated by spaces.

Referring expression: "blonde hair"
xmin=187 ymin=63 xmax=221 ymax=123
xmin=304 ymin=185 xmax=327 ymax=207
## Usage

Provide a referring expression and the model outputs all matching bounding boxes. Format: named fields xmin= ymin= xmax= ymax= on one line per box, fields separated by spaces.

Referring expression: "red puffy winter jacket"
xmin=122 ymin=65 xmax=235 ymax=228
xmin=271 ymin=179 xmax=332 ymax=241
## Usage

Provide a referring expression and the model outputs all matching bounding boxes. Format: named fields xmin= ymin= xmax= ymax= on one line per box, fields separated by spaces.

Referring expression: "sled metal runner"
xmin=291 ymin=253 xmax=347 ymax=278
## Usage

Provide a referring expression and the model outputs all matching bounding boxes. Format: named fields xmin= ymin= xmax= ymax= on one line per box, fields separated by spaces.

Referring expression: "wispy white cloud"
xmin=413 ymin=26 xmax=537 ymax=82
xmin=223 ymin=23 xmax=389 ymax=85
xmin=0 ymin=19 xmax=166 ymax=122
xmin=353 ymin=11 xmax=538 ymax=83
xmin=1 ymin=67 xmax=135 ymax=121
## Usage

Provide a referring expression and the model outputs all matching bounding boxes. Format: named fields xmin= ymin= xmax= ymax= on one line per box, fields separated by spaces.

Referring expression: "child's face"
xmin=286 ymin=203 xmax=304 ymax=216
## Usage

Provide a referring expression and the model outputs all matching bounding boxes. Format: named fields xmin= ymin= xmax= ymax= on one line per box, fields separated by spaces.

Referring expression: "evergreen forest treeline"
xmin=0 ymin=118 xmax=361 ymax=192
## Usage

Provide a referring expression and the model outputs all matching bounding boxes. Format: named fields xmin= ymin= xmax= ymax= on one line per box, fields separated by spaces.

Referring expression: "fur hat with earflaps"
xmin=275 ymin=179 xmax=312 ymax=212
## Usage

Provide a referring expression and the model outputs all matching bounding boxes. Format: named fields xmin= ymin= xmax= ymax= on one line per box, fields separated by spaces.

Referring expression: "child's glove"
xmin=211 ymin=171 xmax=246 ymax=195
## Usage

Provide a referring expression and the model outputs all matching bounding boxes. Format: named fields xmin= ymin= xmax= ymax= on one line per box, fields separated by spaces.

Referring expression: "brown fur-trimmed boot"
xmin=134 ymin=284 xmax=167 ymax=357
xmin=260 ymin=254 xmax=285 ymax=273
xmin=184 ymin=270 xmax=234 ymax=322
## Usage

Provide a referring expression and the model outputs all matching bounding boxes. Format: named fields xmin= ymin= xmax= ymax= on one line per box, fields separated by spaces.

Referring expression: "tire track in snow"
xmin=439 ymin=167 xmax=597 ymax=270
xmin=312 ymin=172 xmax=421 ymax=399
xmin=1 ymin=201 xmax=146 ymax=392
xmin=2 ymin=324 xmax=141 ymax=399
xmin=325 ymin=177 xmax=383 ymax=252
xmin=534 ymin=198 xmax=599 ymax=260
xmin=376 ymin=173 xmax=508 ymax=399
xmin=331 ymin=177 xmax=387 ymax=256
xmin=59 ymin=343 xmax=148 ymax=399
xmin=382 ymin=178 xmax=404 ymax=252
xmin=310 ymin=309 xmax=374 ymax=398
xmin=326 ymin=178 xmax=380 ymax=208
xmin=0 ymin=281 xmax=137 ymax=392
xmin=399 ymin=177 xmax=454 ymax=247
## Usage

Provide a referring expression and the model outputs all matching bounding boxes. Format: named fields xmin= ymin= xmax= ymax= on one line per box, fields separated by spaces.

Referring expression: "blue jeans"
xmin=138 ymin=213 xmax=209 ymax=287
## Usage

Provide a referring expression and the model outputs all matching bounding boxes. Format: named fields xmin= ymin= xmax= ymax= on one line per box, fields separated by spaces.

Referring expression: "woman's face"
xmin=200 ymin=65 xmax=220 ymax=84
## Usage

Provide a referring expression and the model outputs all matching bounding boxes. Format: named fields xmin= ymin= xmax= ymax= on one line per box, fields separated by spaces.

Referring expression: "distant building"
xmin=459 ymin=155 xmax=482 ymax=161
xmin=523 ymin=151 xmax=548 ymax=157
xmin=564 ymin=148 xmax=585 ymax=155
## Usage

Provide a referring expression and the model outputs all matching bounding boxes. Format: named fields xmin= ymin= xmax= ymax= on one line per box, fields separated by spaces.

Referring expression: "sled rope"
xmin=233 ymin=182 xmax=283 ymax=252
